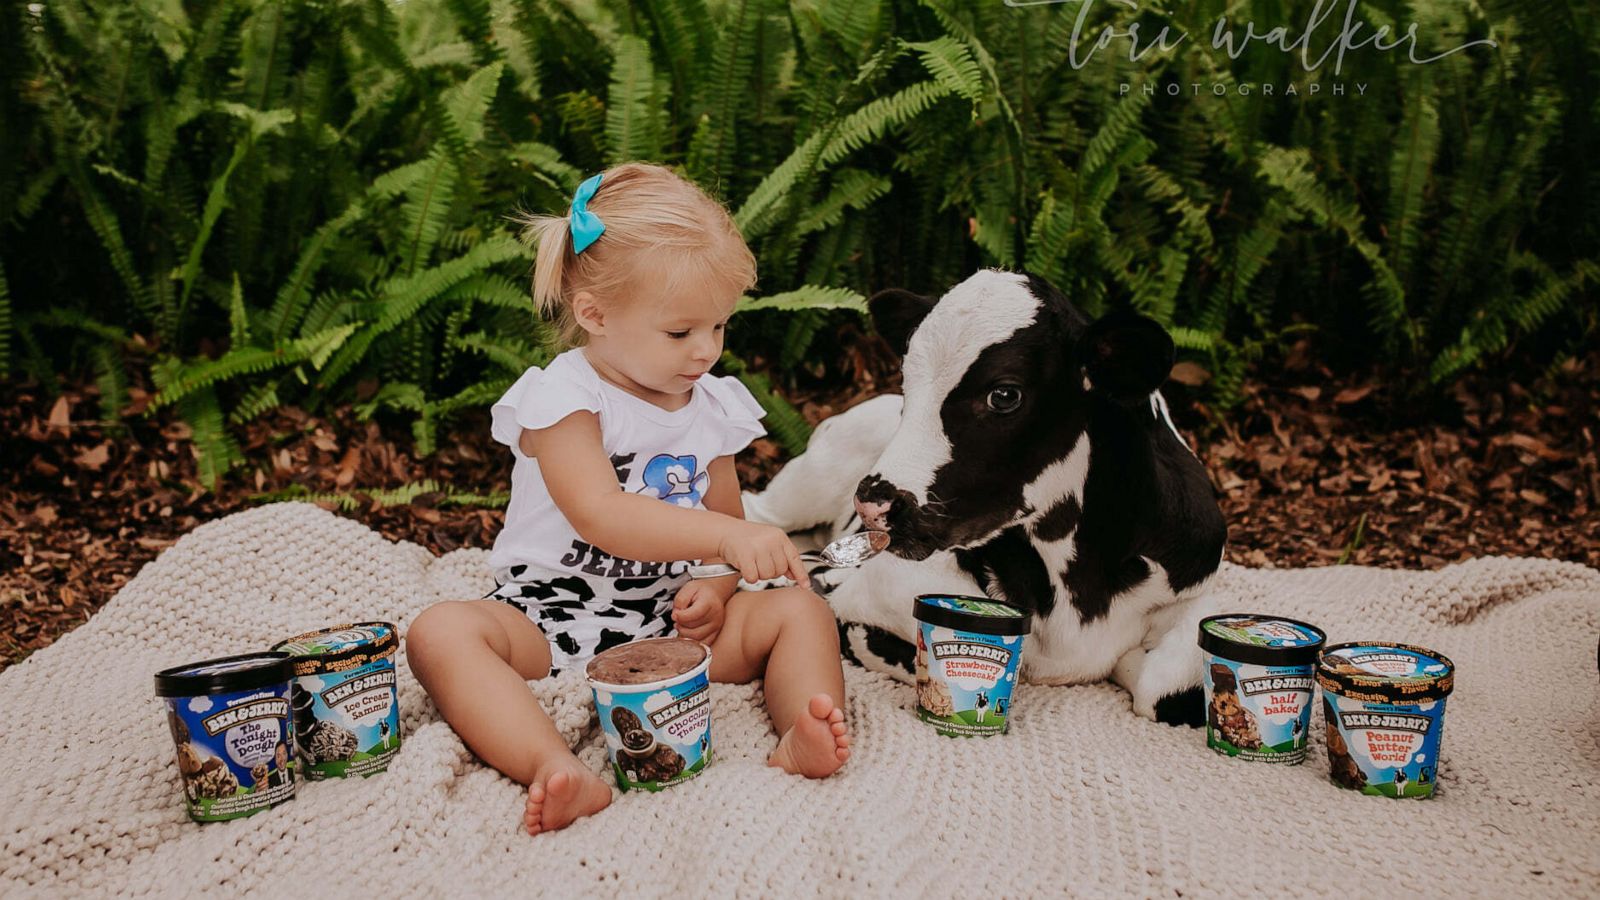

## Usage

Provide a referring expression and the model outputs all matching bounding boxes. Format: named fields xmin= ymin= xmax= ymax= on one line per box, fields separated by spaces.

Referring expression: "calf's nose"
xmin=854 ymin=496 xmax=892 ymax=532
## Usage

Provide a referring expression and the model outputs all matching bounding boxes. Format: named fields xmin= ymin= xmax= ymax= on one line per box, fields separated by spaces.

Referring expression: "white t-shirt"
xmin=486 ymin=348 xmax=767 ymax=592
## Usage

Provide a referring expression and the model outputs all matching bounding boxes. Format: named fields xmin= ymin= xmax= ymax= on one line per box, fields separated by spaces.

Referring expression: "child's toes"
xmin=806 ymin=693 xmax=834 ymax=720
xmin=524 ymin=785 xmax=545 ymax=836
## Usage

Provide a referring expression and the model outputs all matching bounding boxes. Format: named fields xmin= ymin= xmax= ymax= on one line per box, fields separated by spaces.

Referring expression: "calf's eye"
xmin=986 ymin=386 xmax=1023 ymax=413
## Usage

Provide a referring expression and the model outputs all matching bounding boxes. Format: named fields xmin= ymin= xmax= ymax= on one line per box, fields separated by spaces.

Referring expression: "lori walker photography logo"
xmin=1005 ymin=0 xmax=1499 ymax=100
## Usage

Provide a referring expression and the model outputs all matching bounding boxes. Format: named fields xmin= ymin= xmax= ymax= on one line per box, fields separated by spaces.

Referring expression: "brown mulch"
xmin=3 ymin=332 xmax=1596 ymax=672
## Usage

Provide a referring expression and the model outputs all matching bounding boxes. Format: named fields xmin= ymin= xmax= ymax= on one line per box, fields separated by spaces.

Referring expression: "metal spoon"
xmin=686 ymin=530 xmax=891 ymax=580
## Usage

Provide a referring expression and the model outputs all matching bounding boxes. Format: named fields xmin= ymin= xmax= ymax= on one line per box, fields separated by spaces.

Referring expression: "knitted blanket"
xmin=4 ymin=503 xmax=1597 ymax=897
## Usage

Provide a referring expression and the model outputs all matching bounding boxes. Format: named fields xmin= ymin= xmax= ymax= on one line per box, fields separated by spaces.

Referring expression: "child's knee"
xmin=769 ymin=588 xmax=838 ymax=637
xmin=406 ymin=601 xmax=483 ymax=668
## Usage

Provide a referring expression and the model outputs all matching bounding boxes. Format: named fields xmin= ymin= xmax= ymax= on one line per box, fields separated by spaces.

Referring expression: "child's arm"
xmin=521 ymin=411 xmax=809 ymax=585
xmin=671 ymin=455 xmax=744 ymax=643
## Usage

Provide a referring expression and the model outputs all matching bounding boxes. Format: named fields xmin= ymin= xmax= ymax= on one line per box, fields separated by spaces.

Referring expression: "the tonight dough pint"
xmin=154 ymin=652 xmax=298 ymax=822
xmin=1198 ymin=614 xmax=1326 ymax=764
xmin=1317 ymin=641 xmax=1456 ymax=798
xmin=913 ymin=594 xmax=1032 ymax=737
xmin=272 ymin=622 xmax=402 ymax=780
xmin=586 ymin=638 xmax=713 ymax=792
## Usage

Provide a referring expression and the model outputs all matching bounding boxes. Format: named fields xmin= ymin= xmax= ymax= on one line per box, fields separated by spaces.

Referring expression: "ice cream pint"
xmin=912 ymin=594 xmax=1032 ymax=737
xmin=1198 ymin=614 xmax=1326 ymax=764
xmin=154 ymin=652 xmax=298 ymax=822
xmin=1317 ymin=641 xmax=1455 ymax=799
xmin=586 ymin=638 xmax=714 ymax=792
xmin=272 ymin=622 xmax=402 ymax=780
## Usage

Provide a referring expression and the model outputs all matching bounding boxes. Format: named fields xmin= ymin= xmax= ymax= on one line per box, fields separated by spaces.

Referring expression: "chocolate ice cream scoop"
xmin=586 ymin=637 xmax=708 ymax=686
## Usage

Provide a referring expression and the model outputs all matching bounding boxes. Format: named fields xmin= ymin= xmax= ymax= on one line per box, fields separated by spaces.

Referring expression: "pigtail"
xmin=511 ymin=208 xmax=581 ymax=345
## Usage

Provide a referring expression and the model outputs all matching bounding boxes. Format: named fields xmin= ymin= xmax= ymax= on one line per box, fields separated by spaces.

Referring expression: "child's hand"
xmin=716 ymin=522 xmax=811 ymax=588
xmin=672 ymin=580 xmax=730 ymax=645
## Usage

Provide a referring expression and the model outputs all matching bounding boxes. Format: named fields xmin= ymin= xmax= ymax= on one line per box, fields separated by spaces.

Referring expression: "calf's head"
xmin=853 ymin=270 xmax=1174 ymax=560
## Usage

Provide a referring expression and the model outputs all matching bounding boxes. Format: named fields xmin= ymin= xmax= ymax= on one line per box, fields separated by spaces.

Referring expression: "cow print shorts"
xmin=485 ymin=566 xmax=683 ymax=677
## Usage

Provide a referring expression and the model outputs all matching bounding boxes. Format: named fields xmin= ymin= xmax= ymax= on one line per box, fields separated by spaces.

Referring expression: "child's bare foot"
xmin=523 ymin=758 xmax=612 ymax=836
xmin=768 ymin=693 xmax=851 ymax=778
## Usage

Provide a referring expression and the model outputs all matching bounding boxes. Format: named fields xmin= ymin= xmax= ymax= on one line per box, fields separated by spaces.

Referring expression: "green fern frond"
xmin=453 ymin=331 xmax=550 ymax=372
xmin=638 ymin=0 xmax=712 ymax=96
xmin=176 ymin=107 xmax=293 ymax=338
xmin=795 ymin=170 xmax=892 ymax=237
xmin=506 ymin=142 xmax=583 ymax=192
xmin=720 ymin=352 xmax=811 ymax=455
xmin=1259 ymin=147 xmax=1410 ymax=352
xmin=227 ymin=274 xmax=250 ymax=348
xmin=1386 ymin=74 xmax=1439 ymax=286
xmin=398 ymin=148 xmax=460 ymax=276
xmin=64 ymin=161 xmax=164 ymax=337
xmin=179 ymin=386 xmax=244 ymax=488
xmin=355 ymin=381 xmax=427 ymax=418
xmin=319 ymin=236 xmax=528 ymax=387
xmin=227 ymin=381 xmax=283 ymax=425
xmin=236 ymin=3 xmax=291 ymax=111
xmin=735 ymin=285 xmax=868 ymax=316
xmin=1430 ymin=256 xmax=1598 ymax=382
xmin=605 ymin=34 xmax=667 ymax=164
xmin=685 ymin=0 xmax=760 ymax=184
xmin=153 ymin=323 xmax=359 ymax=409
xmin=904 ymin=36 xmax=983 ymax=105
xmin=1167 ymin=326 xmax=1217 ymax=352
xmin=1025 ymin=190 xmax=1074 ymax=285
xmin=442 ymin=61 xmax=505 ymax=145
xmin=443 ymin=273 xmax=532 ymax=311
xmin=431 ymin=377 xmax=515 ymax=414
xmin=251 ymin=479 xmax=509 ymax=510
xmin=266 ymin=199 xmax=369 ymax=343
xmin=780 ymin=312 xmax=828 ymax=370
xmin=817 ymin=0 xmax=883 ymax=57
xmin=13 ymin=161 xmax=62 ymax=224
xmin=736 ymin=80 xmax=954 ymax=238
xmin=91 ymin=343 xmax=129 ymax=426
xmin=445 ymin=0 xmax=496 ymax=53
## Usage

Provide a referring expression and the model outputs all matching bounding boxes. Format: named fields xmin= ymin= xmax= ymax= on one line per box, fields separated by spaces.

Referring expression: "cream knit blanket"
xmin=3 ymin=503 xmax=1597 ymax=897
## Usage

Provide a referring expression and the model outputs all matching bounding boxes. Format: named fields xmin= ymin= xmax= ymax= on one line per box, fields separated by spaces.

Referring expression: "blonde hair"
xmin=512 ymin=162 xmax=757 ymax=347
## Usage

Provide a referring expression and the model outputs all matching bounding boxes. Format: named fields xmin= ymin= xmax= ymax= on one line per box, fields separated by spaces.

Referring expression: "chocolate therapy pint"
xmin=272 ymin=622 xmax=402 ymax=779
xmin=913 ymin=594 xmax=1032 ymax=737
xmin=1317 ymin=642 xmax=1455 ymax=799
xmin=1199 ymin=614 xmax=1326 ymax=763
xmin=155 ymin=652 xmax=298 ymax=822
xmin=586 ymin=638 xmax=714 ymax=792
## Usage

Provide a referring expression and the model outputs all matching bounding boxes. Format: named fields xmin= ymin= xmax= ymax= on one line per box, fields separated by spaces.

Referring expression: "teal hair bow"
xmin=569 ymin=173 xmax=605 ymax=254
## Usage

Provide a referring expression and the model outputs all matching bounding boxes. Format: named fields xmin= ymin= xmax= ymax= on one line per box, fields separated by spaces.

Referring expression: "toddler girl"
xmin=406 ymin=163 xmax=851 ymax=836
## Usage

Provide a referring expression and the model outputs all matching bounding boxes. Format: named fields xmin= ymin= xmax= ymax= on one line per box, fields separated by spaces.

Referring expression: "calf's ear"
xmin=1079 ymin=310 xmax=1175 ymax=403
xmin=868 ymin=288 xmax=937 ymax=358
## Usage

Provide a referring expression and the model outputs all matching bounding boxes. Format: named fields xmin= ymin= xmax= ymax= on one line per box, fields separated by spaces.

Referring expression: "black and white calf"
xmin=743 ymin=269 xmax=1227 ymax=725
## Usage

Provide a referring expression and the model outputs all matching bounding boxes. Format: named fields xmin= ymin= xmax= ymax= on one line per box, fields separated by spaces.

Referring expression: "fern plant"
xmin=3 ymin=0 xmax=1594 ymax=487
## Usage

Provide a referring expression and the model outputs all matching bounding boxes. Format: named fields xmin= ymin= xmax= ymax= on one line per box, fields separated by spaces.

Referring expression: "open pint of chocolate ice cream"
xmin=585 ymin=637 xmax=714 ymax=792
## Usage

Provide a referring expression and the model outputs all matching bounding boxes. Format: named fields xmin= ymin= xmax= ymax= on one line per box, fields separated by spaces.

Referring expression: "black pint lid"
xmin=1199 ymin=614 xmax=1326 ymax=667
xmin=913 ymin=594 xmax=1032 ymax=636
xmin=155 ymin=651 xmax=295 ymax=697
xmin=1316 ymin=641 xmax=1455 ymax=703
